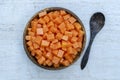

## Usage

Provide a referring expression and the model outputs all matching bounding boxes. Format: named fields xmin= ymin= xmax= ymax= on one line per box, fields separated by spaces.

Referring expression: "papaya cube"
xmin=41 ymin=40 xmax=50 ymax=47
xmin=53 ymin=11 xmax=60 ymax=19
xmin=39 ymin=11 xmax=47 ymax=17
xmin=43 ymin=15 xmax=50 ymax=23
xmin=58 ymin=22 xmax=66 ymax=33
xmin=71 ymin=30 xmax=78 ymax=37
xmin=43 ymin=24 xmax=48 ymax=33
xmin=38 ymin=18 xmax=45 ymax=24
xmin=65 ymin=31 xmax=73 ymax=38
xmin=34 ymin=36 xmax=42 ymax=45
xmin=60 ymin=10 xmax=67 ymax=16
xmin=68 ymin=17 xmax=76 ymax=24
xmin=71 ymin=37 xmax=78 ymax=42
xmin=46 ymin=52 xmax=53 ymax=60
xmin=57 ymin=50 xmax=64 ymax=58
xmin=62 ymin=60 xmax=70 ymax=66
xmin=56 ymin=33 xmax=63 ymax=40
xmin=36 ymin=28 xmax=43 ymax=35
xmin=27 ymin=41 xmax=32 ymax=46
xmin=54 ymin=16 xmax=63 ymax=24
xmin=38 ymin=56 xmax=46 ymax=65
xmin=63 ymin=14 xmax=71 ymax=20
xmin=52 ymin=56 xmax=60 ymax=64
xmin=31 ymin=21 xmax=37 ymax=32
xmin=33 ymin=43 xmax=39 ymax=49
xmin=37 ymin=24 xmax=42 ymax=28
xmin=47 ymin=33 xmax=55 ymax=41
xmin=25 ymin=36 xmax=31 ymax=40
xmin=62 ymin=35 xmax=68 ymax=41
xmin=47 ymin=21 xmax=54 ymax=27
xmin=52 ymin=50 xmax=58 ymax=56
xmin=74 ymin=22 xmax=82 ymax=31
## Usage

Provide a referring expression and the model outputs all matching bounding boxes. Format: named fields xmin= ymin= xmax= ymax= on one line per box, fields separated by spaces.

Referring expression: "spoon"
xmin=81 ymin=12 xmax=105 ymax=70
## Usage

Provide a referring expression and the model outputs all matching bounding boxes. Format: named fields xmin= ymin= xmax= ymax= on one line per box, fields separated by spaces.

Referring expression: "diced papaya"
xmin=46 ymin=52 xmax=53 ymax=60
xmin=63 ymin=14 xmax=71 ymax=20
xmin=34 ymin=36 xmax=42 ymax=45
xmin=31 ymin=36 xmax=35 ymax=42
xmin=27 ymin=41 xmax=32 ymax=46
xmin=62 ymin=35 xmax=68 ymax=41
xmin=38 ymin=56 xmax=46 ymax=65
xmin=25 ymin=35 xmax=31 ymax=40
xmin=45 ymin=47 xmax=51 ymax=52
xmin=50 ymin=26 xmax=59 ymax=33
xmin=71 ymin=54 xmax=76 ymax=58
xmin=62 ymin=47 xmax=67 ymax=51
xmin=33 ymin=43 xmax=39 ymax=49
xmin=55 ymin=42 xmax=62 ymax=49
xmin=31 ymin=21 xmax=37 ymax=32
xmin=56 ymin=33 xmax=63 ymax=40
xmin=54 ymin=63 xmax=60 ymax=68
xmin=74 ymin=22 xmax=82 ymax=31
xmin=71 ymin=37 xmax=78 ymax=42
xmin=43 ymin=15 xmax=50 ymax=23
xmin=48 ymin=12 xmax=54 ymax=20
xmin=36 ymin=28 xmax=43 ymax=35
xmin=43 ymin=33 xmax=47 ymax=39
xmin=72 ymin=42 xmax=80 ymax=49
xmin=64 ymin=54 xmax=73 ymax=63
xmin=71 ymin=30 xmax=78 ymax=37
xmin=57 ymin=50 xmax=64 ymax=58
xmin=31 ymin=50 xmax=36 ymax=56
xmin=43 ymin=24 xmax=48 ymax=33
xmin=27 ymin=28 xmax=32 ymax=31
xmin=28 ymin=31 xmax=35 ymax=36
xmin=52 ymin=11 xmax=60 ymax=19
xmin=65 ymin=31 xmax=72 ymax=38
xmin=52 ymin=50 xmax=58 ymax=56
xmin=58 ymin=22 xmax=66 ymax=33
xmin=78 ymin=30 xmax=84 ymax=42
xmin=60 ymin=10 xmax=67 ymax=16
xmin=62 ymin=60 xmax=70 ymax=66
xmin=47 ymin=33 xmax=55 ymax=41
xmin=37 ymin=24 xmax=42 ymax=28
xmin=47 ymin=21 xmax=54 ymax=28
xmin=41 ymin=40 xmax=50 ymax=47
xmin=40 ymin=47 xmax=45 ymax=52
xmin=62 ymin=41 xmax=69 ymax=48
xmin=39 ymin=11 xmax=47 ymax=17
xmin=35 ymin=50 xmax=42 ymax=56
xmin=35 ymin=55 xmax=41 ymax=60
xmin=54 ymin=16 xmax=63 ymax=24
xmin=68 ymin=17 xmax=76 ymax=24
xmin=67 ymin=47 xmax=74 ymax=54
xmin=38 ymin=18 xmax=45 ymax=24
xmin=60 ymin=58 xmax=64 ymax=63
xmin=66 ymin=22 xmax=74 ymax=30
xmin=52 ymin=56 xmax=60 ymax=64
xmin=29 ymin=46 xmax=34 ymax=51
xmin=52 ymin=39 xmax=58 ymax=44
xmin=45 ymin=59 xmax=52 ymax=66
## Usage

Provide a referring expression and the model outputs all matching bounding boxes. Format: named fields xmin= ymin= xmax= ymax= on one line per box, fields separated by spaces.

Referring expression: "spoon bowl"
xmin=90 ymin=12 xmax=105 ymax=34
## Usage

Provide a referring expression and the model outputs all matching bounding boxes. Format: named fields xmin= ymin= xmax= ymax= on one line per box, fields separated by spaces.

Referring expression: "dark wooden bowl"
xmin=23 ymin=7 xmax=86 ymax=70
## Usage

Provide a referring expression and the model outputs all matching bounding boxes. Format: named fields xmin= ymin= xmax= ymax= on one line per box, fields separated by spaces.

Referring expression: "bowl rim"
xmin=23 ymin=7 xmax=86 ymax=70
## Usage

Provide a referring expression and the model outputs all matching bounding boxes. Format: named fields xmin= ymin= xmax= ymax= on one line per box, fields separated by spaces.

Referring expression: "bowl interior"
xmin=23 ymin=7 xmax=86 ymax=70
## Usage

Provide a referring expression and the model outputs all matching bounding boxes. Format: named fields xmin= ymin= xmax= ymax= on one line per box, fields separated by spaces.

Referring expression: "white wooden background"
xmin=0 ymin=0 xmax=120 ymax=80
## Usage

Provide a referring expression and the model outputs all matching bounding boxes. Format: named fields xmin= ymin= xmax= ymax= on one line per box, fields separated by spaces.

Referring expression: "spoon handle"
xmin=81 ymin=35 xmax=94 ymax=70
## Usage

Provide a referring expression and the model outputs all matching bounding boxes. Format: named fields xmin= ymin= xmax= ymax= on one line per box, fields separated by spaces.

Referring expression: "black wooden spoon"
xmin=81 ymin=12 xmax=105 ymax=70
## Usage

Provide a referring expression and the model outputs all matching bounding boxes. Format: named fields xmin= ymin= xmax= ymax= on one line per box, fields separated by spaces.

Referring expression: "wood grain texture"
xmin=0 ymin=0 xmax=120 ymax=80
